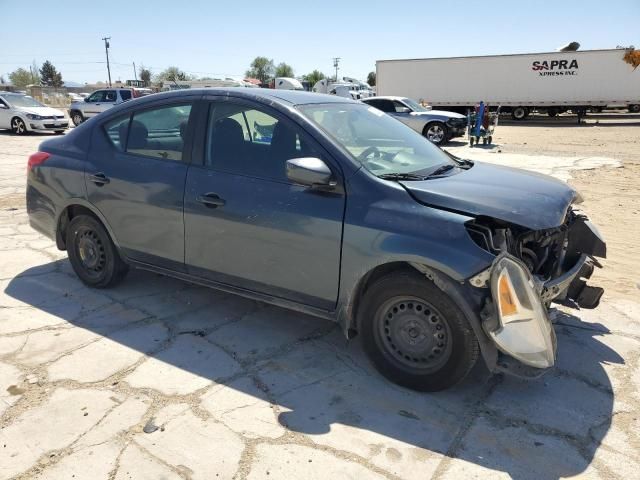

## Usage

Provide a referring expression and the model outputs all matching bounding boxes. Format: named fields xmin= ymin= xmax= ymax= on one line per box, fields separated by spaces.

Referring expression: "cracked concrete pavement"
xmin=1 ymin=128 xmax=639 ymax=479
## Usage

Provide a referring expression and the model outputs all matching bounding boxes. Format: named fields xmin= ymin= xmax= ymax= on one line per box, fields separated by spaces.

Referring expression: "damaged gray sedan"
xmin=26 ymin=89 xmax=604 ymax=391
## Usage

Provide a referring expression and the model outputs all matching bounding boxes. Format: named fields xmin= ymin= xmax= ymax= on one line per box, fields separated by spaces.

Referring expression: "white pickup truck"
xmin=69 ymin=88 xmax=150 ymax=126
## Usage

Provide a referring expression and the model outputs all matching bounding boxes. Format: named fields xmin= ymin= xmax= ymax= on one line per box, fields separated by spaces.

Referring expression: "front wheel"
xmin=66 ymin=215 xmax=129 ymax=288
xmin=359 ymin=270 xmax=479 ymax=391
xmin=70 ymin=110 xmax=84 ymax=126
xmin=11 ymin=117 xmax=27 ymax=135
xmin=423 ymin=122 xmax=448 ymax=145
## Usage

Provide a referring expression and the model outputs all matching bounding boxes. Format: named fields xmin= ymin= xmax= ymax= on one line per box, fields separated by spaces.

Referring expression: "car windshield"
xmin=4 ymin=95 xmax=44 ymax=108
xmin=401 ymin=98 xmax=430 ymax=112
xmin=297 ymin=103 xmax=452 ymax=176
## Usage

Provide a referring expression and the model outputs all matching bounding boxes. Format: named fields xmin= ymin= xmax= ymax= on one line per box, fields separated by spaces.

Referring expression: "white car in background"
xmin=0 ymin=92 xmax=68 ymax=135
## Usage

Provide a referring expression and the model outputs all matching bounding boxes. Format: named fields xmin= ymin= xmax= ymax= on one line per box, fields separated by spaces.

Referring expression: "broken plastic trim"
xmin=485 ymin=253 xmax=556 ymax=369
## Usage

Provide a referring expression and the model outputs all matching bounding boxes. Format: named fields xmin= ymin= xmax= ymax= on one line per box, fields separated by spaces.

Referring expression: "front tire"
xmin=66 ymin=215 xmax=128 ymax=288
xmin=11 ymin=117 xmax=27 ymax=135
xmin=359 ymin=270 xmax=479 ymax=391
xmin=423 ymin=122 xmax=448 ymax=145
xmin=70 ymin=110 xmax=84 ymax=126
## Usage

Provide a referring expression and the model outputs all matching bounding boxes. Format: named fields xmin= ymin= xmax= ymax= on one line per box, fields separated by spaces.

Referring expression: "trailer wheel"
xmin=469 ymin=137 xmax=474 ymax=147
xmin=547 ymin=108 xmax=558 ymax=117
xmin=629 ymin=104 xmax=640 ymax=113
xmin=511 ymin=107 xmax=528 ymax=120
xmin=487 ymin=136 xmax=492 ymax=145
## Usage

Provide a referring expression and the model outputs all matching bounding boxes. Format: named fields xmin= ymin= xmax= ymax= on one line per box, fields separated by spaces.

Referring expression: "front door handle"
xmin=197 ymin=193 xmax=226 ymax=208
xmin=89 ymin=172 xmax=110 ymax=186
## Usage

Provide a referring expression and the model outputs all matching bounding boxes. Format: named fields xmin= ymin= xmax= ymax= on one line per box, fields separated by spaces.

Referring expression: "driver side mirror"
xmin=0 ymin=104 xmax=8 ymax=109
xmin=396 ymin=107 xmax=411 ymax=114
xmin=286 ymin=157 xmax=336 ymax=189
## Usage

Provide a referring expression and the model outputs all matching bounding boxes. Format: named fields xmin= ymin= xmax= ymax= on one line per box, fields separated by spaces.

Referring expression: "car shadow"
xmin=4 ymin=260 xmax=621 ymax=479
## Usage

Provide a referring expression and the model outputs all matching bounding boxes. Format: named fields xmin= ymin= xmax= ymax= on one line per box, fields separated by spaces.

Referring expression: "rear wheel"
xmin=11 ymin=117 xmax=27 ymax=135
xmin=71 ymin=110 xmax=84 ymax=126
xmin=66 ymin=215 xmax=128 ymax=288
xmin=511 ymin=107 xmax=528 ymax=120
xmin=423 ymin=122 xmax=448 ymax=145
xmin=359 ymin=270 xmax=479 ymax=391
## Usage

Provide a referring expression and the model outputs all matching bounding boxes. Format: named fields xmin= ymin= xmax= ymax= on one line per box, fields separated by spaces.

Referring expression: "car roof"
xmin=144 ymin=88 xmax=359 ymax=106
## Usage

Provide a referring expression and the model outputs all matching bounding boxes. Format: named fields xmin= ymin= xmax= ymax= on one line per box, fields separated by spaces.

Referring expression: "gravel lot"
xmin=1 ymin=116 xmax=639 ymax=479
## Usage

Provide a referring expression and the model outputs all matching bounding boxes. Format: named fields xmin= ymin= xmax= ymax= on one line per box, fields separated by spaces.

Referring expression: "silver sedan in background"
xmin=362 ymin=96 xmax=467 ymax=145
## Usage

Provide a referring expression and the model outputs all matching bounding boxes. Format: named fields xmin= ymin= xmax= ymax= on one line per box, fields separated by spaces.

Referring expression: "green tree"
xmin=245 ymin=56 xmax=274 ymax=83
xmin=138 ymin=65 xmax=152 ymax=87
xmin=9 ymin=68 xmax=32 ymax=88
xmin=367 ymin=71 xmax=376 ymax=87
xmin=156 ymin=66 xmax=192 ymax=83
xmin=275 ymin=62 xmax=294 ymax=78
xmin=39 ymin=60 xmax=63 ymax=87
xmin=303 ymin=70 xmax=325 ymax=87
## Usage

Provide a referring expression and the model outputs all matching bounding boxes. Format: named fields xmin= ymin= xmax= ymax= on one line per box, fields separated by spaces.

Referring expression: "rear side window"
xmin=119 ymin=90 xmax=132 ymax=101
xmin=105 ymin=90 xmax=117 ymax=102
xmin=127 ymin=104 xmax=192 ymax=161
xmin=103 ymin=115 xmax=131 ymax=152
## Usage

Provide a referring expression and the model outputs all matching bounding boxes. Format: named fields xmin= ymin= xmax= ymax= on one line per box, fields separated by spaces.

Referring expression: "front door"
xmin=85 ymin=101 xmax=195 ymax=269
xmin=184 ymin=98 xmax=345 ymax=310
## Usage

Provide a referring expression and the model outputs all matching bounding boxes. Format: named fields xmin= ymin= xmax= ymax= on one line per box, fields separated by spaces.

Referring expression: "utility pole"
xmin=102 ymin=36 xmax=112 ymax=86
xmin=333 ymin=57 xmax=341 ymax=82
xmin=133 ymin=62 xmax=137 ymax=81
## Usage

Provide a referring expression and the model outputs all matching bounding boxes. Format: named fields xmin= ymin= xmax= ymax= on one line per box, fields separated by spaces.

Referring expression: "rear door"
xmin=86 ymin=100 xmax=196 ymax=270
xmin=183 ymin=97 xmax=346 ymax=309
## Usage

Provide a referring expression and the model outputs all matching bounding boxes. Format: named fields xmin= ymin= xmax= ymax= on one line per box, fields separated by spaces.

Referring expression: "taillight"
xmin=28 ymin=152 xmax=50 ymax=171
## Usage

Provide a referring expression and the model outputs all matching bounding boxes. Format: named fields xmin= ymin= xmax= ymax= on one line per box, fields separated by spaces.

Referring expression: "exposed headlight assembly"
xmin=487 ymin=254 xmax=556 ymax=368
xmin=26 ymin=114 xmax=43 ymax=120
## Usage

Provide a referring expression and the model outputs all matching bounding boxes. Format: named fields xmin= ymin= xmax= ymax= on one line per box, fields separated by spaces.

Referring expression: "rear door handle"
xmin=89 ymin=172 xmax=110 ymax=186
xmin=197 ymin=193 xmax=226 ymax=208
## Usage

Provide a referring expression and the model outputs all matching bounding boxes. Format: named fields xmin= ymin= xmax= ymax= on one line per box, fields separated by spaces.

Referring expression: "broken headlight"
xmin=487 ymin=254 xmax=556 ymax=368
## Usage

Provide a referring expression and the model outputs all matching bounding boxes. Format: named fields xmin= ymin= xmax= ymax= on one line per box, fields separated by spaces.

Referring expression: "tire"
xmin=359 ymin=270 xmax=479 ymax=392
xmin=487 ymin=136 xmax=492 ymax=145
xmin=11 ymin=117 xmax=27 ymax=135
xmin=66 ymin=214 xmax=129 ymax=288
xmin=511 ymin=107 xmax=528 ymax=120
xmin=423 ymin=122 xmax=448 ymax=145
xmin=629 ymin=104 xmax=640 ymax=113
xmin=71 ymin=110 xmax=84 ymax=126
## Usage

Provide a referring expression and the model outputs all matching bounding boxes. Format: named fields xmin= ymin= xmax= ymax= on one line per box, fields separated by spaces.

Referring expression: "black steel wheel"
xmin=66 ymin=215 xmax=128 ymax=288
xmin=359 ymin=270 xmax=479 ymax=391
xmin=511 ymin=107 xmax=528 ymax=120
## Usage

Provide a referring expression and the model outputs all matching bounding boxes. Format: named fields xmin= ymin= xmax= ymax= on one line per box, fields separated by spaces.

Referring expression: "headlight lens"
xmin=488 ymin=254 xmax=556 ymax=368
xmin=26 ymin=114 xmax=42 ymax=120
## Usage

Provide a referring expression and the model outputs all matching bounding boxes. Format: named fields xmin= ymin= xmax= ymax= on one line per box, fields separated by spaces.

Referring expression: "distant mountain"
xmin=64 ymin=81 xmax=85 ymax=88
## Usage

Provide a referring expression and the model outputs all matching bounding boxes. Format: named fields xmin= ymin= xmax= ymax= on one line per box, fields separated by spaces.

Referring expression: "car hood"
xmin=413 ymin=110 xmax=466 ymax=120
xmin=18 ymin=106 xmax=65 ymax=117
xmin=401 ymin=162 xmax=577 ymax=230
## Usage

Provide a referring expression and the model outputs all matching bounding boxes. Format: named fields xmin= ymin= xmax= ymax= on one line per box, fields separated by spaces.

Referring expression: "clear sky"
xmin=0 ymin=0 xmax=638 ymax=85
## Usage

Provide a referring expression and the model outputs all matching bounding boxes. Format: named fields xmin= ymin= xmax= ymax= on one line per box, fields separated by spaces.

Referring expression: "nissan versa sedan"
xmin=26 ymin=89 xmax=605 ymax=391
xmin=362 ymin=96 xmax=467 ymax=145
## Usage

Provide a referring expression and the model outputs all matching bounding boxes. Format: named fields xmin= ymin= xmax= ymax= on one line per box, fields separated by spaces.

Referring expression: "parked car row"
xmin=0 ymin=92 xmax=68 ymax=135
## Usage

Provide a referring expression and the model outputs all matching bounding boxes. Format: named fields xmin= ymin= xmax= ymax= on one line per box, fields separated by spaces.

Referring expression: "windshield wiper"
xmin=443 ymin=150 xmax=474 ymax=168
xmin=426 ymin=164 xmax=457 ymax=178
xmin=377 ymin=172 xmax=427 ymax=181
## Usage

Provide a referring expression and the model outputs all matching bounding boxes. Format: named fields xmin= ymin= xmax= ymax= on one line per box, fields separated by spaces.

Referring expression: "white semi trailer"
xmin=376 ymin=48 xmax=640 ymax=119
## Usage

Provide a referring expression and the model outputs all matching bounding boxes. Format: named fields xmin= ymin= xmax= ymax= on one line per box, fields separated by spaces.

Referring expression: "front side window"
xmin=298 ymin=103 xmax=452 ymax=176
xmin=125 ymin=104 xmax=192 ymax=161
xmin=206 ymin=102 xmax=318 ymax=181
xmin=87 ymin=91 xmax=106 ymax=103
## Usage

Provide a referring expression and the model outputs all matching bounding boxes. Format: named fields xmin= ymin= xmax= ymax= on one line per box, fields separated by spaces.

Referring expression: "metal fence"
xmin=28 ymin=86 xmax=71 ymax=108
